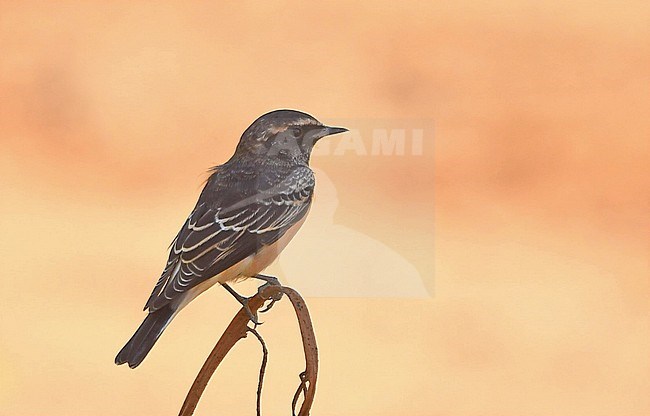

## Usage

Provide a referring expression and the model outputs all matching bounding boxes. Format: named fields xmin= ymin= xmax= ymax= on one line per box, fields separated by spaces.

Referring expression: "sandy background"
xmin=1 ymin=1 xmax=648 ymax=415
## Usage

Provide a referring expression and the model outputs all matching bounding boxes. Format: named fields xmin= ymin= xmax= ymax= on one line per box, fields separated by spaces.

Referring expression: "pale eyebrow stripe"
xmin=268 ymin=118 xmax=321 ymax=134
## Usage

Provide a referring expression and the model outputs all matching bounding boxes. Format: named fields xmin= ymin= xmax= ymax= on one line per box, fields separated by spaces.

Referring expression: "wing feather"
xmin=144 ymin=167 xmax=314 ymax=311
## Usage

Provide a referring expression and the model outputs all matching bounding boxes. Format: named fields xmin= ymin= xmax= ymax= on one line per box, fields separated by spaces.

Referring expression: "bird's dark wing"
xmin=144 ymin=167 xmax=314 ymax=312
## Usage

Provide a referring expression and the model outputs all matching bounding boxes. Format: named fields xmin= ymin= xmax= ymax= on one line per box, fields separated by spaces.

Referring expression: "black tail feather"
xmin=115 ymin=305 xmax=175 ymax=369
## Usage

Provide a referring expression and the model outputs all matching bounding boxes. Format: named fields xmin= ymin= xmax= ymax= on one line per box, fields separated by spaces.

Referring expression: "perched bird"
xmin=115 ymin=109 xmax=347 ymax=368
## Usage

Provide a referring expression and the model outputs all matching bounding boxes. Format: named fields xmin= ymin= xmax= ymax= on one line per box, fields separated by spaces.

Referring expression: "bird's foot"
xmin=241 ymin=298 xmax=262 ymax=327
xmin=256 ymin=277 xmax=283 ymax=315
xmin=222 ymin=283 xmax=262 ymax=326
xmin=254 ymin=274 xmax=281 ymax=286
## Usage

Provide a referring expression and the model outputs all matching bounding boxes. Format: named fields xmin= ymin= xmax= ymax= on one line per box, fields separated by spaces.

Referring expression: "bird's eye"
xmin=291 ymin=127 xmax=302 ymax=137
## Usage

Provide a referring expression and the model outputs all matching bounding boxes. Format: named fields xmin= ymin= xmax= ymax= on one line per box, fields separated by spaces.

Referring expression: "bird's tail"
xmin=115 ymin=305 xmax=175 ymax=369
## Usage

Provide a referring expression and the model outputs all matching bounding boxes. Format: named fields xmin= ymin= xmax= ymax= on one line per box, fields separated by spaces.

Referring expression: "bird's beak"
xmin=324 ymin=126 xmax=348 ymax=136
xmin=318 ymin=126 xmax=348 ymax=139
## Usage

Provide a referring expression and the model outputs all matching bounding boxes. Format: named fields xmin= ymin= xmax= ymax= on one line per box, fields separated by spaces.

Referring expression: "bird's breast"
xmin=241 ymin=209 xmax=310 ymax=278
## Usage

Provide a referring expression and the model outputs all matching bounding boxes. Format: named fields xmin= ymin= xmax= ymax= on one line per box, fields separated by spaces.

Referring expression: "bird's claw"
xmin=241 ymin=298 xmax=263 ymax=326
xmin=259 ymin=298 xmax=277 ymax=314
xmin=257 ymin=281 xmax=283 ymax=315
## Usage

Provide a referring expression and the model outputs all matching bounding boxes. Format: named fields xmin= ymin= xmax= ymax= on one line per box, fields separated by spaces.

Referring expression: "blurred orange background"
xmin=1 ymin=1 xmax=648 ymax=415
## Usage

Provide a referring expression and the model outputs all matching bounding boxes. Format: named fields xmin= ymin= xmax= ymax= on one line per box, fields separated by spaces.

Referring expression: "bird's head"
xmin=233 ymin=109 xmax=348 ymax=164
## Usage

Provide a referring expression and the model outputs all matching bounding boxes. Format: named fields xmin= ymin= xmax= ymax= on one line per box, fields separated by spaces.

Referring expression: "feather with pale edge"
xmin=143 ymin=166 xmax=314 ymax=312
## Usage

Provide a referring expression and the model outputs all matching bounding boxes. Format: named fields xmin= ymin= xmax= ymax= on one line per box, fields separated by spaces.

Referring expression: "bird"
xmin=115 ymin=109 xmax=348 ymax=368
